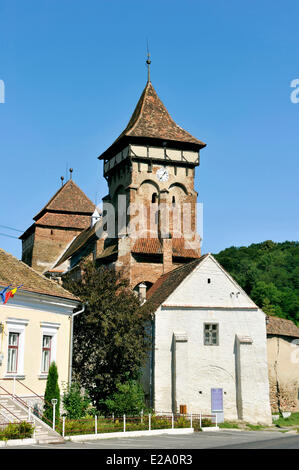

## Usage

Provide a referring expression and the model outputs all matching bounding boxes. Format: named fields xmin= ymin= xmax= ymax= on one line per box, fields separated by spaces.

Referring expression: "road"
xmin=3 ymin=430 xmax=299 ymax=449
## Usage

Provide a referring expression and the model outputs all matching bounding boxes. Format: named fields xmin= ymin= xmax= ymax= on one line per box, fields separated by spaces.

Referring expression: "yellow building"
xmin=266 ymin=315 xmax=299 ymax=413
xmin=0 ymin=248 xmax=81 ymax=412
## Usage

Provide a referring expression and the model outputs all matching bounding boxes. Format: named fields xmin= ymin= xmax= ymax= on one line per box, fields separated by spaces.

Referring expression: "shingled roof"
xmin=99 ymin=81 xmax=206 ymax=160
xmin=20 ymin=180 xmax=95 ymax=240
xmin=0 ymin=248 xmax=79 ymax=301
xmin=266 ymin=315 xmax=299 ymax=338
xmin=132 ymin=238 xmax=201 ymax=259
xmin=34 ymin=180 xmax=95 ymax=221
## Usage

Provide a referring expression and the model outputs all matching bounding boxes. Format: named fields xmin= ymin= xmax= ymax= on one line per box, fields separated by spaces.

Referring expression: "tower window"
xmin=174 ymin=166 xmax=177 ymax=176
xmin=207 ymin=278 xmax=211 ymax=284
xmin=186 ymin=167 xmax=189 ymax=176
xmin=172 ymin=196 xmax=176 ymax=204
xmin=148 ymin=162 xmax=152 ymax=173
xmin=152 ymin=193 xmax=158 ymax=203
xmin=138 ymin=162 xmax=141 ymax=172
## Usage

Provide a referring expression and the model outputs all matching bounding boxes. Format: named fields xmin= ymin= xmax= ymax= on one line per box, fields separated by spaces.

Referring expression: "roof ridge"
xmin=146 ymin=254 xmax=208 ymax=304
xmin=126 ymin=81 xmax=150 ymax=136
xmin=33 ymin=179 xmax=95 ymax=221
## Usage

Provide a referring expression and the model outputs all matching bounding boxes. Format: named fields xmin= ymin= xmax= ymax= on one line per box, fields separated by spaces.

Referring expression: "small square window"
xmin=204 ymin=324 xmax=219 ymax=346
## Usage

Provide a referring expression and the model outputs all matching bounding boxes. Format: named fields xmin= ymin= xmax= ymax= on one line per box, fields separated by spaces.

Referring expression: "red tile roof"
xmin=131 ymin=237 xmax=201 ymax=258
xmin=132 ymin=238 xmax=163 ymax=254
xmin=20 ymin=180 xmax=95 ymax=240
xmin=0 ymin=248 xmax=79 ymax=301
xmin=36 ymin=212 xmax=91 ymax=230
xmin=99 ymin=81 xmax=206 ymax=160
xmin=34 ymin=180 xmax=95 ymax=220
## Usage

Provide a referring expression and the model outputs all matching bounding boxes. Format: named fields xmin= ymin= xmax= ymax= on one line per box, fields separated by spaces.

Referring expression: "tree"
xmin=43 ymin=362 xmax=60 ymax=425
xmin=215 ymin=241 xmax=299 ymax=325
xmin=62 ymin=382 xmax=94 ymax=419
xmin=63 ymin=261 xmax=150 ymax=412
xmin=101 ymin=379 xmax=145 ymax=416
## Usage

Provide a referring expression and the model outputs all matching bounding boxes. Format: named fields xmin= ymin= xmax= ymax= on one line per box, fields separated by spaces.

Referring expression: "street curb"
xmin=0 ymin=438 xmax=36 ymax=447
xmin=201 ymin=427 xmax=220 ymax=432
xmin=64 ymin=427 xmax=194 ymax=442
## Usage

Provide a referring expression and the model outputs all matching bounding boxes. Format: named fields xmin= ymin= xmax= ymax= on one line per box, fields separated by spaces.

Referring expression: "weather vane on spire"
xmin=146 ymin=40 xmax=151 ymax=83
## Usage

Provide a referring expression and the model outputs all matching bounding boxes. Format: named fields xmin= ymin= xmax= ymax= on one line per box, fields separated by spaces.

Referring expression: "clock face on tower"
xmin=156 ymin=167 xmax=169 ymax=182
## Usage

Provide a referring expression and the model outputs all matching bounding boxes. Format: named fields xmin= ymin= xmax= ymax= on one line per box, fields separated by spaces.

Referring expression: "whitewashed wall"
xmin=151 ymin=255 xmax=272 ymax=425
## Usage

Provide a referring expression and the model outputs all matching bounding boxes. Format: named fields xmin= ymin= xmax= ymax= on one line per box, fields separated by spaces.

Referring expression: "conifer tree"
xmin=43 ymin=361 xmax=60 ymax=424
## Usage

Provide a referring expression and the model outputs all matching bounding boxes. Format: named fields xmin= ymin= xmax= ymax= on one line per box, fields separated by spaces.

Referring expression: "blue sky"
xmin=0 ymin=0 xmax=298 ymax=258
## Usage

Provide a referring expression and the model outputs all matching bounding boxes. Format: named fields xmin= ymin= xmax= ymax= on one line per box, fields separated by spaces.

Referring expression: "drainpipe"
xmin=68 ymin=303 xmax=86 ymax=387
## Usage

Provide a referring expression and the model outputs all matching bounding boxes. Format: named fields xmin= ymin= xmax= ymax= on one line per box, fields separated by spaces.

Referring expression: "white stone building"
xmin=144 ymin=253 xmax=272 ymax=425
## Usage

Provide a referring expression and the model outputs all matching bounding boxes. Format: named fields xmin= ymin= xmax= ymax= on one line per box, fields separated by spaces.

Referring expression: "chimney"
xmin=138 ymin=283 xmax=147 ymax=303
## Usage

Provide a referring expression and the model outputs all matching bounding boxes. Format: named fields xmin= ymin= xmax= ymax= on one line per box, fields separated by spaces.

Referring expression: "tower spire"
xmin=146 ymin=41 xmax=151 ymax=83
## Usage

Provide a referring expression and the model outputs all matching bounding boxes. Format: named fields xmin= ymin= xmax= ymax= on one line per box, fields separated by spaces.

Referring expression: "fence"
xmin=57 ymin=411 xmax=218 ymax=438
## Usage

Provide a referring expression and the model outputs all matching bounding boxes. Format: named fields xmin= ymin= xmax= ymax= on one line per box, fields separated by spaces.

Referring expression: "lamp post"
xmin=51 ymin=398 xmax=58 ymax=430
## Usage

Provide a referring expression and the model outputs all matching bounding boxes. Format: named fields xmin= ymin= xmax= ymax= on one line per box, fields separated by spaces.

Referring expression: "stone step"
xmin=0 ymin=396 xmax=63 ymax=444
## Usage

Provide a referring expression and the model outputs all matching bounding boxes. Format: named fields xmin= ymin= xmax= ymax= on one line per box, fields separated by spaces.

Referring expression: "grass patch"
xmin=245 ymin=423 xmax=264 ymax=431
xmin=275 ymin=412 xmax=299 ymax=428
xmin=219 ymin=421 xmax=240 ymax=429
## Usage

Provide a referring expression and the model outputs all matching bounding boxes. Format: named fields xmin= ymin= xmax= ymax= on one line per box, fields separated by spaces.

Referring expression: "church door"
xmin=211 ymin=388 xmax=224 ymax=423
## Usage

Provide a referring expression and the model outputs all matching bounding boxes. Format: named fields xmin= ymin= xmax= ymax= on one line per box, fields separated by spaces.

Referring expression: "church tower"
xmin=20 ymin=174 xmax=95 ymax=276
xmin=96 ymin=58 xmax=206 ymax=293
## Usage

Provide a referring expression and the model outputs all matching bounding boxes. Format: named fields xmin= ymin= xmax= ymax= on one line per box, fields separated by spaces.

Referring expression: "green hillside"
xmin=214 ymin=241 xmax=299 ymax=325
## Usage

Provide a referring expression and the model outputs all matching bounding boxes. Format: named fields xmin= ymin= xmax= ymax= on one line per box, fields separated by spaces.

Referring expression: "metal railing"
xmin=57 ymin=411 xmax=218 ymax=438
xmin=0 ymin=379 xmax=53 ymax=428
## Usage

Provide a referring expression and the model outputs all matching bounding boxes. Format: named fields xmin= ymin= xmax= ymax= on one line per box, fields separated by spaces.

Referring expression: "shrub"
xmin=62 ymin=382 xmax=94 ymax=419
xmin=0 ymin=422 xmax=34 ymax=440
xmin=100 ymin=380 xmax=145 ymax=416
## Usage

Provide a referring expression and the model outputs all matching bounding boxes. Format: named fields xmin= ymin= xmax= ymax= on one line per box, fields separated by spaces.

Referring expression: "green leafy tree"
xmin=43 ymin=362 xmax=60 ymax=425
xmin=215 ymin=240 xmax=299 ymax=324
xmin=62 ymin=382 xmax=94 ymax=419
xmin=63 ymin=262 xmax=150 ymax=411
xmin=101 ymin=379 xmax=145 ymax=416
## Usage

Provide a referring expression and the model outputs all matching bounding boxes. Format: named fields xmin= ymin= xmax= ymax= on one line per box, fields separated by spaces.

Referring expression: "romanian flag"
xmin=0 ymin=285 xmax=11 ymax=303
xmin=3 ymin=285 xmax=23 ymax=305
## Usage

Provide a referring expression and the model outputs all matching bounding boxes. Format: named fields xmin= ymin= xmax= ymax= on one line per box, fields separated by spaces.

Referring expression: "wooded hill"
xmin=214 ymin=241 xmax=299 ymax=325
